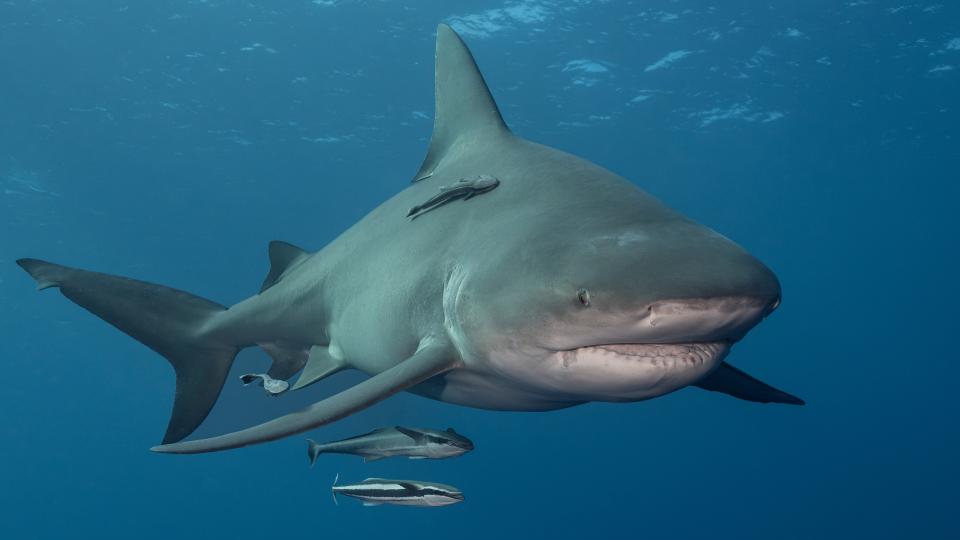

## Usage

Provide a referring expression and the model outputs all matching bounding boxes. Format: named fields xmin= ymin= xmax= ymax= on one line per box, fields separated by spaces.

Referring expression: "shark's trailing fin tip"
xmin=17 ymin=258 xmax=60 ymax=290
xmin=413 ymin=24 xmax=509 ymax=182
xmin=695 ymin=362 xmax=805 ymax=405
xmin=16 ymin=258 xmax=239 ymax=444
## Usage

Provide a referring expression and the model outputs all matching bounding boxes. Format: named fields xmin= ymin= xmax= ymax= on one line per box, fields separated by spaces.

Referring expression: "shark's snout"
xmin=638 ymin=296 xmax=772 ymax=344
xmin=633 ymin=229 xmax=782 ymax=341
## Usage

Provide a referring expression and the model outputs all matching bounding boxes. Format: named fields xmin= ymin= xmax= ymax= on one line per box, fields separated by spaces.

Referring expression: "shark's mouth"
xmin=567 ymin=341 xmax=729 ymax=368
xmin=546 ymin=341 xmax=731 ymax=400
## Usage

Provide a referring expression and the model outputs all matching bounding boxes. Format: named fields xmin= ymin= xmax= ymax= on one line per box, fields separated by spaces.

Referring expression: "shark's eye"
xmin=576 ymin=288 xmax=591 ymax=307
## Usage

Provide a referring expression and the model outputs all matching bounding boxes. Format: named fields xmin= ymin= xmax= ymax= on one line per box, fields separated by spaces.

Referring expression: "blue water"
xmin=1 ymin=1 xmax=957 ymax=538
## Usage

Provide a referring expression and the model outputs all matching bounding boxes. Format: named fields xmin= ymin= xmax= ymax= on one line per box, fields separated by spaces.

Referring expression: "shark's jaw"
xmin=540 ymin=341 xmax=731 ymax=401
xmin=543 ymin=341 xmax=730 ymax=401
xmin=466 ymin=296 xmax=769 ymax=404
xmin=511 ymin=296 xmax=769 ymax=401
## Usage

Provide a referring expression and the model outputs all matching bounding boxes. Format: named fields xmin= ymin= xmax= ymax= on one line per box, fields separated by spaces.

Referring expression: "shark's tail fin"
xmin=307 ymin=439 xmax=325 ymax=468
xmin=16 ymin=258 xmax=239 ymax=444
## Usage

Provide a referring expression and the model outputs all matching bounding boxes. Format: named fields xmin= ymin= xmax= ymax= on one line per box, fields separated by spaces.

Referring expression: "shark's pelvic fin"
xmin=695 ymin=362 xmax=805 ymax=405
xmin=15 ymin=258 xmax=239 ymax=443
xmin=413 ymin=24 xmax=510 ymax=182
xmin=260 ymin=240 xmax=309 ymax=293
xmin=291 ymin=345 xmax=348 ymax=391
xmin=259 ymin=341 xmax=309 ymax=380
xmin=151 ymin=340 xmax=458 ymax=454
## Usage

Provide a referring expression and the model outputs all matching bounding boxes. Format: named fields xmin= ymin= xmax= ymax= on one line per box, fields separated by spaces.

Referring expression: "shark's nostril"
xmin=768 ymin=295 xmax=781 ymax=314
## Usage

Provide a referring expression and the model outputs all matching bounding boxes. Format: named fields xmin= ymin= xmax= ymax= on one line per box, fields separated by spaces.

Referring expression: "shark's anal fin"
xmin=695 ymin=362 xmax=805 ymax=405
xmin=413 ymin=24 xmax=510 ymax=182
xmin=291 ymin=345 xmax=347 ymax=391
xmin=260 ymin=241 xmax=309 ymax=293
xmin=151 ymin=340 xmax=459 ymax=454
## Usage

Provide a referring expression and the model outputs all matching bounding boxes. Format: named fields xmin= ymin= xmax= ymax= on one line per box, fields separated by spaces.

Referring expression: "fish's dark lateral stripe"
xmin=336 ymin=485 xmax=460 ymax=500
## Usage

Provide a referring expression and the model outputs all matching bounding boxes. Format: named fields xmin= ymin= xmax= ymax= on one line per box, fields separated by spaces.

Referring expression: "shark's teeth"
xmin=574 ymin=342 xmax=728 ymax=368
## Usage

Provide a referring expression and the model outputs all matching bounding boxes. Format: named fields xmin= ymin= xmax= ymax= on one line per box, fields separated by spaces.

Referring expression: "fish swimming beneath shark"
xmin=307 ymin=426 xmax=474 ymax=466
xmin=15 ymin=23 xmax=803 ymax=455
xmin=331 ymin=475 xmax=465 ymax=507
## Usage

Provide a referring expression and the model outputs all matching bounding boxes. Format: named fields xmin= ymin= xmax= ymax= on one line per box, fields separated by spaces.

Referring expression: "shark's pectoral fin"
xmin=694 ymin=362 xmax=805 ymax=405
xmin=151 ymin=339 xmax=459 ymax=454
xmin=291 ymin=345 xmax=348 ymax=391
xmin=260 ymin=240 xmax=310 ymax=293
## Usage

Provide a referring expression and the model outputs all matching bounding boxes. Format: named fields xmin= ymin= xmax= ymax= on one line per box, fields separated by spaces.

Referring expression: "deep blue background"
xmin=1 ymin=1 xmax=957 ymax=538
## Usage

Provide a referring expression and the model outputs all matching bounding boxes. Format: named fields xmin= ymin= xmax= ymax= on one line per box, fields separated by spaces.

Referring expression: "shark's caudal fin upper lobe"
xmin=16 ymin=258 xmax=238 ymax=444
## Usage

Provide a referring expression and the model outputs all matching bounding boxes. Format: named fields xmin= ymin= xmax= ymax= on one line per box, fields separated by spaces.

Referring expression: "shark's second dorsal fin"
xmin=260 ymin=240 xmax=309 ymax=293
xmin=413 ymin=24 xmax=509 ymax=182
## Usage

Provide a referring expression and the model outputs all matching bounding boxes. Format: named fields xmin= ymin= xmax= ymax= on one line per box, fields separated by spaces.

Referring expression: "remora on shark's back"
xmin=16 ymin=24 xmax=802 ymax=455
xmin=307 ymin=426 xmax=474 ymax=466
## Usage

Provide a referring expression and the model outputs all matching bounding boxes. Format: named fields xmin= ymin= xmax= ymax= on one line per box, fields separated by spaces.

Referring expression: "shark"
xmin=16 ymin=24 xmax=802 ymax=455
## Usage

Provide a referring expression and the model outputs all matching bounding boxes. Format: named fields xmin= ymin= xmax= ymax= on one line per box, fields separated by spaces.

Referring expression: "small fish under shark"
xmin=308 ymin=426 xmax=474 ymax=466
xmin=332 ymin=475 xmax=464 ymax=507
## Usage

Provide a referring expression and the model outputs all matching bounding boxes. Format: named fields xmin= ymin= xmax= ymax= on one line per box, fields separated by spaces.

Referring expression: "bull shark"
xmin=16 ymin=24 xmax=802 ymax=455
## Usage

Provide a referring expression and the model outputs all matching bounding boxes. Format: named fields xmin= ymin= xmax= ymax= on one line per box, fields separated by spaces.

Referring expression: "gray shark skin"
xmin=307 ymin=426 xmax=474 ymax=466
xmin=16 ymin=24 xmax=802 ymax=455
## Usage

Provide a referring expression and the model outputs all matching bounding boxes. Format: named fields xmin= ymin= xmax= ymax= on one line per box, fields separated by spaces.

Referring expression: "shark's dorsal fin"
xmin=260 ymin=240 xmax=309 ymax=293
xmin=413 ymin=24 xmax=509 ymax=182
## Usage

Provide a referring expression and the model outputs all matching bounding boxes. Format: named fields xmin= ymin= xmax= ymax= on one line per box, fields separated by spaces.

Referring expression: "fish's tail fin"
xmin=307 ymin=439 xmax=325 ymax=468
xmin=16 ymin=258 xmax=240 ymax=444
xmin=331 ymin=473 xmax=340 ymax=506
xmin=240 ymin=374 xmax=261 ymax=386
